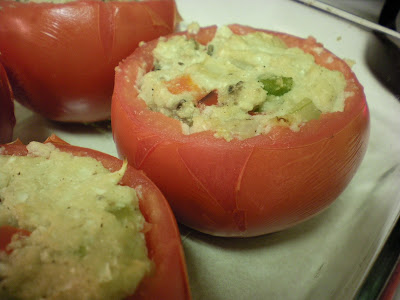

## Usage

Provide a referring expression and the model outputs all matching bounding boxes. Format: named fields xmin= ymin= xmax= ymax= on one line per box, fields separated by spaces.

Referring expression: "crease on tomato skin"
xmin=232 ymin=210 xmax=246 ymax=232
xmin=177 ymin=144 xmax=253 ymax=213
xmin=337 ymin=134 xmax=363 ymax=171
xmin=301 ymin=100 xmax=369 ymax=153
xmin=274 ymin=140 xmax=338 ymax=188
xmin=176 ymin=148 xmax=223 ymax=211
xmin=197 ymin=212 xmax=220 ymax=230
xmin=292 ymin=140 xmax=361 ymax=215
xmin=141 ymin=4 xmax=172 ymax=31
xmin=141 ymin=0 xmax=180 ymax=29
xmin=174 ymin=143 xmax=260 ymax=234
xmin=112 ymin=97 xmax=171 ymax=171
xmin=112 ymin=3 xmax=173 ymax=67
xmin=134 ymin=134 xmax=165 ymax=169
xmin=122 ymin=129 xmax=240 ymax=234
xmin=246 ymin=143 xmax=333 ymax=212
xmin=235 ymin=147 xmax=317 ymax=228
xmin=98 ymin=2 xmax=115 ymax=64
xmin=232 ymin=147 xmax=255 ymax=232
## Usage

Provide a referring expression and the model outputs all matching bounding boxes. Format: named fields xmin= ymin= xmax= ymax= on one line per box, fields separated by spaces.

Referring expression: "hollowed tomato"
xmin=0 ymin=62 xmax=15 ymax=144
xmin=0 ymin=0 xmax=179 ymax=122
xmin=0 ymin=135 xmax=191 ymax=300
xmin=111 ymin=24 xmax=370 ymax=237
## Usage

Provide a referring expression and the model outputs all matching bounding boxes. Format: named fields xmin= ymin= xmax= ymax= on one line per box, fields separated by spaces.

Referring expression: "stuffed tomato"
xmin=0 ymin=0 xmax=179 ymax=122
xmin=0 ymin=136 xmax=190 ymax=300
xmin=0 ymin=62 xmax=15 ymax=144
xmin=111 ymin=24 xmax=370 ymax=237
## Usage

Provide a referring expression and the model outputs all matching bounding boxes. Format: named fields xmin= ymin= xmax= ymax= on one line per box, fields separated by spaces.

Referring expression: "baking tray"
xmin=11 ymin=0 xmax=400 ymax=299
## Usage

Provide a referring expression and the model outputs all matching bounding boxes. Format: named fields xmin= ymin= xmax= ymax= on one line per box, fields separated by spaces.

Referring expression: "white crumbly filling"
xmin=0 ymin=142 xmax=151 ymax=300
xmin=138 ymin=26 xmax=347 ymax=141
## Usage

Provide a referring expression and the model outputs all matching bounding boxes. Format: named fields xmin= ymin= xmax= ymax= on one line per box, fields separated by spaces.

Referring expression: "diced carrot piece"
xmin=165 ymin=75 xmax=203 ymax=95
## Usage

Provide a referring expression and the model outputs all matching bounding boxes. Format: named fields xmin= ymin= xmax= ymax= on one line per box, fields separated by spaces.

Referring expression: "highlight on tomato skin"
xmin=111 ymin=24 xmax=370 ymax=237
xmin=0 ymin=136 xmax=191 ymax=300
xmin=0 ymin=62 xmax=15 ymax=144
xmin=0 ymin=0 xmax=179 ymax=122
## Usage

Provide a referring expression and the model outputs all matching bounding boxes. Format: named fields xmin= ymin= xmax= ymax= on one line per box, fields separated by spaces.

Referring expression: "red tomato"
xmin=111 ymin=25 xmax=370 ymax=237
xmin=0 ymin=136 xmax=191 ymax=300
xmin=0 ymin=62 xmax=15 ymax=144
xmin=0 ymin=0 xmax=179 ymax=122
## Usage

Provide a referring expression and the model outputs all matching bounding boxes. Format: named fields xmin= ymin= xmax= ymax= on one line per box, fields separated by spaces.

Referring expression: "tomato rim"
xmin=0 ymin=135 xmax=191 ymax=300
xmin=111 ymin=24 xmax=370 ymax=236
xmin=113 ymin=24 xmax=368 ymax=148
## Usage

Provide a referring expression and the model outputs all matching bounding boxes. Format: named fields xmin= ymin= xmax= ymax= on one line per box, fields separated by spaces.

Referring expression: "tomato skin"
xmin=0 ymin=0 xmax=178 ymax=122
xmin=111 ymin=25 xmax=370 ymax=237
xmin=0 ymin=136 xmax=191 ymax=300
xmin=0 ymin=62 xmax=15 ymax=144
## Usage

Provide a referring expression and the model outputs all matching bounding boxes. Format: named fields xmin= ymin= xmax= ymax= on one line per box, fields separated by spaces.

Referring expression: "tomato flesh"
xmin=111 ymin=25 xmax=370 ymax=237
xmin=198 ymin=91 xmax=218 ymax=107
xmin=0 ymin=226 xmax=31 ymax=255
xmin=0 ymin=0 xmax=178 ymax=122
xmin=0 ymin=136 xmax=190 ymax=300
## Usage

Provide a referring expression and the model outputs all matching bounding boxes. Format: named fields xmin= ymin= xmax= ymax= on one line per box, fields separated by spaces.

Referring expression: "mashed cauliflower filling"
xmin=0 ymin=142 xmax=151 ymax=300
xmin=138 ymin=26 xmax=347 ymax=141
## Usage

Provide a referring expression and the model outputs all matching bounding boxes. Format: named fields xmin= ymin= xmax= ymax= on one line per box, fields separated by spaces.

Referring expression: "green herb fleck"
xmin=207 ymin=44 xmax=214 ymax=56
xmin=260 ymin=76 xmax=293 ymax=96
xmin=190 ymin=38 xmax=200 ymax=50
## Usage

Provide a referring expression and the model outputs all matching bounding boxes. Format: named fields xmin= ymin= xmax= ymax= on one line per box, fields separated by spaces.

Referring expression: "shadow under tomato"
xmin=14 ymin=103 xmax=112 ymax=144
xmin=179 ymin=196 xmax=347 ymax=300
xmin=13 ymin=113 xmax=53 ymax=143
xmin=50 ymin=119 xmax=112 ymax=136
xmin=179 ymin=195 xmax=342 ymax=251
xmin=178 ymin=196 xmax=344 ymax=287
